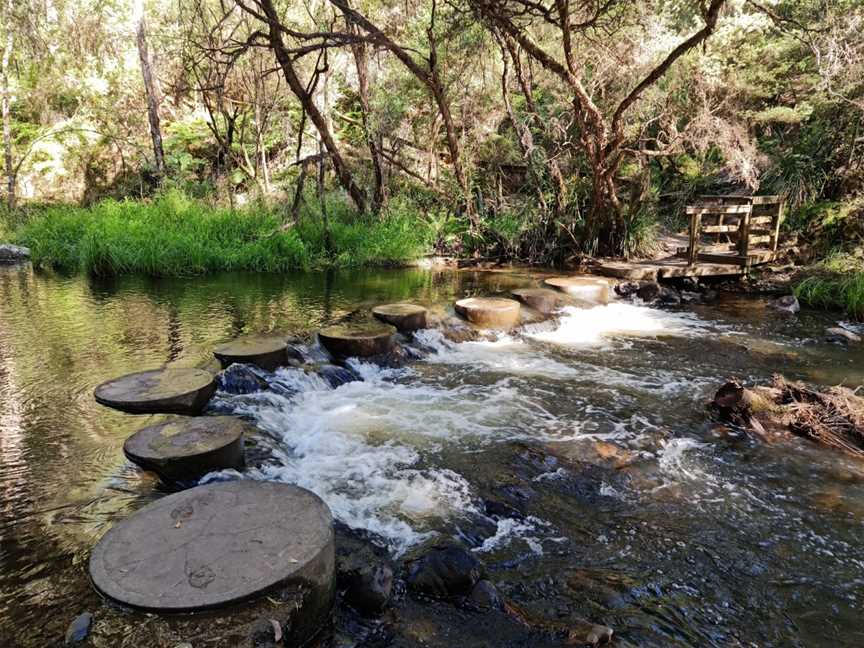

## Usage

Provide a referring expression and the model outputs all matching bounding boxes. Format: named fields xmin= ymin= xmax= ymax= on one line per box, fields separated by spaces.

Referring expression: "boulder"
xmin=372 ymin=303 xmax=428 ymax=332
xmin=0 ymin=243 xmax=30 ymax=263
xmin=213 ymin=337 xmax=290 ymax=371
xmin=216 ymin=364 xmax=269 ymax=395
xmin=454 ymin=297 xmax=521 ymax=329
xmin=614 ymin=281 xmax=640 ymax=298
xmin=468 ymin=580 xmax=503 ymax=610
xmin=771 ymin=294 xmax=800 ymax=313
xmin=316 ymin=363 xmax=362 ymax=387
xmin=94 ymin=368 xmax=216 ymax=415
xmin=407 ymin=545 xmax=484 ymax=598
xmin=343 ymin=563 xmax=394 ymax=616
xmin=510 ymin=288 xmax=563 ymax=315
xmin=318 ymin=323 xmax=397 ymax=358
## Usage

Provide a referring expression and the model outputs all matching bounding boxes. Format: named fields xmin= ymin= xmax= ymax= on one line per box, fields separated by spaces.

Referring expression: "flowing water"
xmin=1 ymin=264 xmax=864 ymax=647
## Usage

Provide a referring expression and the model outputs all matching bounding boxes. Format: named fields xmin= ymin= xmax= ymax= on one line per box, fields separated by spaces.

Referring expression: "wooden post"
xmin=738 ymin=202 xmax=752 ymax=266
xmin=688 ymin=210 xmax=700 ymax=266
xmin=771 ymin=200 xmax=784 ymax=253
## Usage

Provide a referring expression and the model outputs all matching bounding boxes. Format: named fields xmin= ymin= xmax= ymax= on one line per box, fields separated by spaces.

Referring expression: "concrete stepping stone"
xmin=95 ymin=368 xmax=216 ymax=415
xmin=123 ymin=416 xmax=249 ymax=483
xmin=510 ymin=288 xmax=564 ymax=315
xmin=213 ymin=336 xmax=289 ymax=371
xmin=372 ymin=303 xmax=428 ymax=332
xmin=454 ymin=297 xmax=521 ymax=329
xmin=318 ymin=323 xmax=396 ymax=358
xmin=544 ymin=276 xmax=611 ymax=304
xmin=89 ymin=481 xmax=335 ymax=620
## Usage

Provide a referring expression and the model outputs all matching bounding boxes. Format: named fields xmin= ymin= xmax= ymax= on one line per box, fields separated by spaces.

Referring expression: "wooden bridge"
xmin=597 ymin=195 xmax=784 ymax=281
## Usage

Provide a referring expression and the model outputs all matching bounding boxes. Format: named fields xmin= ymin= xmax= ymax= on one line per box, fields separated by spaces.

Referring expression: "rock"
xmin=372 ymin=303 xmax=428 ymax=332
xmin=344 ymin=563 xmax=394 ymax=615
xmin=64 ymin=612 xmax=92 ymax=644
xmin=316 ymin=363 xmax=361 ymax=387
xmin=658 ymin=286 xmax=682 ymax=306
xmin=510 ymin=288 xmax=563 ymax=315
xmin=0 ymin=243 xmax=30 ymax=263
xmin=94 ymin=368 xmax=216 ymax=415
xmin=826 ymin=327 xmax=862 ymax=344
xmin=483 ymin=499 xmax=523 ymax=520
xmin=454 ymin=297 xmax=521 ymax=329
xmin=250 ymin=618 xmax=281 ymax=648
xmin=318 ymin=323 xmax=397 ymax=358
xmin=89 ymin=481 xmax=335 ymax=621
xmin=407 ymin=545 xmax=484 ymax=598
xmin=213 ymin=337 xmax=290 ymax=371
xmin=680 ymin=290 xmax=701 ymax=303
xmin=636 ymin=281 xmax=661 ymax=302
xmin=468 ymin=580 xmax=503 ymax=610
xmin=565 ymin=622 xmax=614 ymax=646
xmin=771 ymin=294 xmax=800 ymax=313
xmin=123 ymin=416 xmax=249 ymax=483
xmin=544 ymin=276 xmax=611 ymax=304
xmin=614 ymin=281 xmax=640 ymax=297
xmin=216 ymin=364 xmax=269 ymax=395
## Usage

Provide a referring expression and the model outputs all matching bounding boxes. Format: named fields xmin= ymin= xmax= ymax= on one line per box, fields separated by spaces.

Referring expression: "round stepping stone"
xmin=213 ymin=336 xmax=288 ymax=371
xmin=372 ymin=303 xmax=428 ymax=331
xmin=544 ymin=276 xmax=611 ymax=304
xmin=510 ymin=288 xmax=563 ymax=315
xmin=124 ymin=416 xmax=249 ymax=482
xmin=318 ymin=323 xmax=396 ymax=358
xmin=454 ymin=297 xmax=521 ymax=329
xmin=89 ymin=481 xmax=335 ymax=618
xmin=95 ymin=368 xmax=216 ymax=415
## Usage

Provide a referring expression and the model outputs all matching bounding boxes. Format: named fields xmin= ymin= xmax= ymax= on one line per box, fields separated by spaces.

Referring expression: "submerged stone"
xmin=318 ymin=323 xmax=397 ymax=358
xmin=64 ymin=612 xmax=92 ymax=644
xmin=89 ymin=481 xmax=335 ymax=620
xmin=214 ymin=336 xmax=290 ymax=371
xmin=771 ymin=294 xmax=800 ymax=313
xmin=343 ymin=563 xmax=394 ymax=616
xmin=407 ymin=545 xmax=484 ymax=598
xmin=372 ymin=303 xmax=428 ymax=331
xmin=454 ymin=297 xmax=521 ymax=329
xmin=468 ymin=580 xmax=503 ymax=610
xmin=94 ymin=368 xmax=216 ymax=415
xmin=316 ymin=364 xmax=362 ymax=388
xmin=123 ymin=416 xmax=249 ymax=483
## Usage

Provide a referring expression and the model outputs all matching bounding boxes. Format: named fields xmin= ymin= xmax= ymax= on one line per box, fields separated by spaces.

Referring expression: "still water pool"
xmin=1 ymin=264 xmax=863 ymax=646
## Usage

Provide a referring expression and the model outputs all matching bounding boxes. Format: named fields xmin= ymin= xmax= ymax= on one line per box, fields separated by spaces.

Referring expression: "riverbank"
xmin=4 ymin=192 xmax=434 ymax=276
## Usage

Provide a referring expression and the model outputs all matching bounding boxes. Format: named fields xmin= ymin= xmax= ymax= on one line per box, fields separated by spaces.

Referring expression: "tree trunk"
xmin=2 ymin=0 xmax=15 ymax=209
xmin=254 ymin=0 xmax=366 ymax=213
xmin=350 ymin=37 xmax=386 ymax=213
xmin=136 ymin=14 xmax=165 ymax=177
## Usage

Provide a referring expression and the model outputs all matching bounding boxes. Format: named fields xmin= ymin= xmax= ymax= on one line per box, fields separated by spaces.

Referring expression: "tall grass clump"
xmin=17 ymin=191 xmax=433 ymax=276
xmin=794 ymin=253 xmax=864 ymax=320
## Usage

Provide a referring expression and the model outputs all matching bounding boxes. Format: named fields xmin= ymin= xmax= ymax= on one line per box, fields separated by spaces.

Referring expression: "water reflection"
xmin=1 ymin=263 xmax=863 ymax=646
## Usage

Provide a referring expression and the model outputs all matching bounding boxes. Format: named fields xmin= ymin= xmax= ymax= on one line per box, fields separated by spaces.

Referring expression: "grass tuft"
xmin=794 ymin=252 xmax=864 ymax=320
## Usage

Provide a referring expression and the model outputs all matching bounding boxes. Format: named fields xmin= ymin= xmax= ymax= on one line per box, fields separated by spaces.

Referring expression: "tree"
xmin=135 ymin=1 xmax=165 ymax=177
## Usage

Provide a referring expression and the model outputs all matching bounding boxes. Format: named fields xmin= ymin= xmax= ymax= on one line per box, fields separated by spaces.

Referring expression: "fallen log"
xmin=709 ymin=375 xmax=864 ymax=459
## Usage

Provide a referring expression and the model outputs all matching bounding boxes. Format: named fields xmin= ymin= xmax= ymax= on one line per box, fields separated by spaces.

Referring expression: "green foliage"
xmin=795 ymin=270 xmax=864 ymax=321
xmin=15 ymin=191 xmax=433 ymax=276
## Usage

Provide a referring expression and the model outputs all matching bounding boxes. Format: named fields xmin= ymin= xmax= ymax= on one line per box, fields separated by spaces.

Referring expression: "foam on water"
xmin=211 ymin=302 xmax=719 ymax=554
xmin=525 ymin=302 xmax=714 ymax=347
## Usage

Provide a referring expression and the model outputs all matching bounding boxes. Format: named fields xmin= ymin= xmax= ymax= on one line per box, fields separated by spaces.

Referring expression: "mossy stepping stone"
xmin=454 ymin=297 xmax=521 ymax=329
xmin=124 ymin=416 xmax=249 ymax=483
xmin=372 ymin=303 xmax=428 ymax=331
xmin=510 ymin=288 xmax=564 ymax=315
xmin=95 ymin=368 xmax=216 ymax=415
xmin=544 ymin=276 xmax=611 ymax=304
xmin=213 ymin=336 xmax=289 ymax=371
xmin=318 ymin=323 xmax=396 ymax=358
xmin=89 ymin=481 xmax=335 ymax=621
